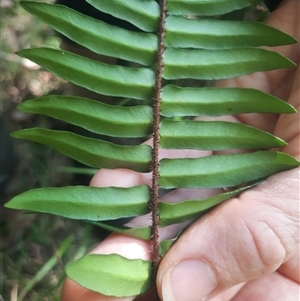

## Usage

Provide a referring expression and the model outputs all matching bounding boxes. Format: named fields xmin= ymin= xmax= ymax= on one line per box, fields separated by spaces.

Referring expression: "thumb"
xmin=156 ymin=168 xmax=299 ymax=301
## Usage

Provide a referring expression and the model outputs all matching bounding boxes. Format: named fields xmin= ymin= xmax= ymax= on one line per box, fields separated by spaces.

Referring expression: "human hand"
xmin=61 ymin=0 xmax=299 ymax=300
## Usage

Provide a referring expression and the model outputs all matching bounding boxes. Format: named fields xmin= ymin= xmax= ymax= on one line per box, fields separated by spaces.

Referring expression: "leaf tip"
xmin=10 ymin=130 xmax=23 ymax=139
xmin=4 ymin=196 xmax=21 ymax=210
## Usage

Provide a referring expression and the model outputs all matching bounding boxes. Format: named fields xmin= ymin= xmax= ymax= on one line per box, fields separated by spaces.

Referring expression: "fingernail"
xmin=162 ymin=260 xmax=218 ymax=301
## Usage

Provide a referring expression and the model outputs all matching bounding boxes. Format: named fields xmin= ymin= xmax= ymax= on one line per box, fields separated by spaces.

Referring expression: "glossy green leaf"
xmin=159 ymin=151 xmax=300 ymax=189
xmin=5 ymin=185 xmax=151 ymax=221
xmin=91 ymin=222 xmax=151 ymax=240
xmin=159 ymin=183 xmax=257 ymax=226
xmin=87 ymin=0 xmax=160 ymax=32
xmin=17 ymin=48 xmax=155 ymax=100
xmin=165 ymin=16 xmax=297 ymax=49
xmin=66 ymin=254 xmax=152 ymax=297
xmin=12 ymin=128 xmax=152 ymax=172
xmin=167 ymin=0 xmax=262 ymax=16
xmin=160 ymin=120 xmax=286 ymax=150
xmin=20 ymin=1 xmax=157 ymax=65
xmin=161 ymin=85 xmax=296 ymax=117
xmin=18 ymin=96 xmax=153 ymax=138
xmin=163 ymin=48 xmax=295 ymax=80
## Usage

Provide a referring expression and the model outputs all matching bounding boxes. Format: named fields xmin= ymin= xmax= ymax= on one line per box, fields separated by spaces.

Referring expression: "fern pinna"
xmin=6 ymin=0 xmax=299 ymax=298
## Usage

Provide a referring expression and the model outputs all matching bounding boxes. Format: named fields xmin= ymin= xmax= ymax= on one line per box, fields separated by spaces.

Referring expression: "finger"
xmin=157 ymin=167 xmax=299 ymax=301
xmin=230 ymin=271 xmax=299 ymax=301
xmin=274 ymin=58 xmax=300 ymax=158
xmin=278 ymin=252 xmax=300 ymax=284
xmin=208 ymin=284 xmax=245 ymax=301
xmin=90 ymin=168 xmax=151 ymax=188
xmin=61 ymin=280 xmax=130 ymax=301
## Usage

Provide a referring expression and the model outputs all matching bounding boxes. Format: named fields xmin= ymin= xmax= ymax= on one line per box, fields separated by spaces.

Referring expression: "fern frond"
xmin=5 ymin=0 xmax=299 ymax=298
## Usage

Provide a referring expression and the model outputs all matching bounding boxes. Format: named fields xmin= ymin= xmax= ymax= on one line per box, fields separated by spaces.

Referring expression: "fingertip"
xmin=156 ymin=174 xmax=299 ymax=300
xmin=89 ymin=233 xmax=152 ymax=261
xmin=61 ymin=278 xmax=95 ymax=301
xmin=90 ymin=169 xmax=151 ymax=188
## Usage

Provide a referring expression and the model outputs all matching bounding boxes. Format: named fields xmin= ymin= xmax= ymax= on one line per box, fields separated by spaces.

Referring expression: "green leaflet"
xmin=20 ymin=1 xmax=157 ymax=66
xmin=159 ymin=184 xmax=257 ymax=226
xmin=17 ymin=48 xmax=155 ymax=100
xmin=163 ymin=48 xmax=295 ymax=80
xmin=159 ymin=151 xmax=300 ymax=189
xmin=66 ymin=254 xmax=152 ymax=297
xmin=87 ymin=0 xmax=160 ymax=32
xmin=159 ymin=229 xmax=184 ymax=257
xmin=5 ymin=185 xmax=151 ymax=221
xmin=18 ymin=96 xmax=153 ymax=138
xmin=159 ymin=120 xmax=286 ymax=150
xmin=167 ymin=0 xmax=262 ymax=16
xmin=12 ymin=128 xmax=152 ymax=172
xmin=91 ymin=222 xmax=151 ymax=240
xmin=165 ymin=16 xmax=297 ymax=49
xmin=161 ymin=85 xmax=296 ymax=117
xmin=160 ymin=238 xmax=176 ymax=257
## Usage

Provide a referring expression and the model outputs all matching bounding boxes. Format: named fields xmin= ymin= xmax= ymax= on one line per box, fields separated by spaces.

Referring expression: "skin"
xmin=61 ymin=0 xmax=299 ymax=300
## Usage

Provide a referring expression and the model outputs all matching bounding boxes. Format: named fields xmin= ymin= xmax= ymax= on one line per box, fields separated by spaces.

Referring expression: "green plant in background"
xmin=5 ymin=0 xmax=299 ymax=298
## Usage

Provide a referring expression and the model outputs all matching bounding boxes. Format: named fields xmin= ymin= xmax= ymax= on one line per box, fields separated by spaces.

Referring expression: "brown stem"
xmin=151 ymin=0 xmax=167 ymax=278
